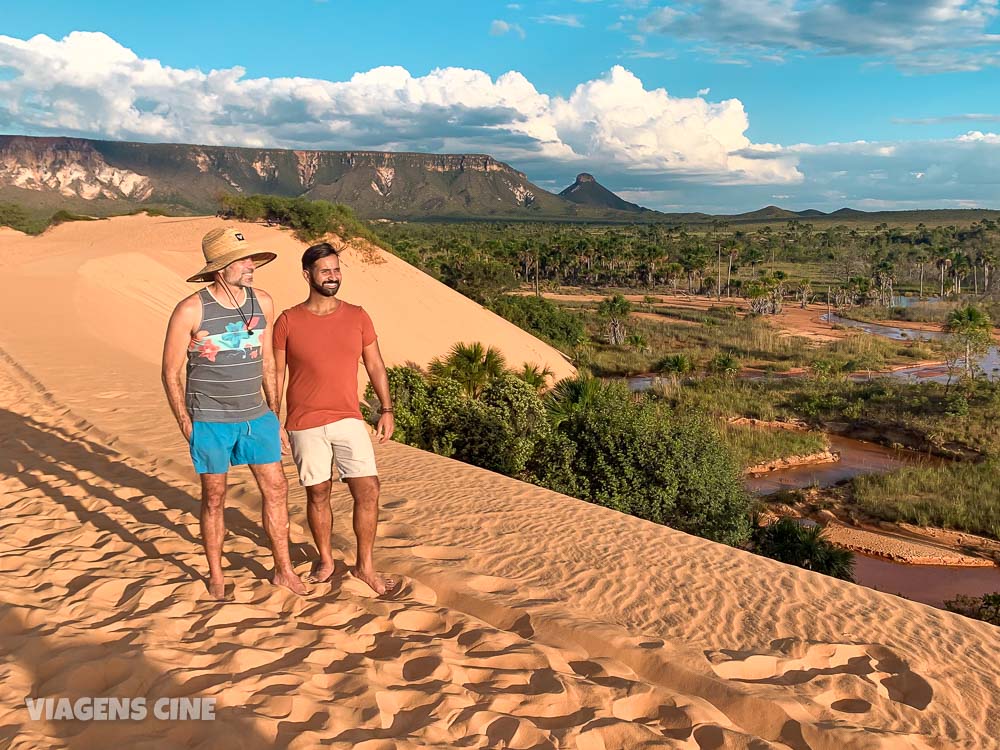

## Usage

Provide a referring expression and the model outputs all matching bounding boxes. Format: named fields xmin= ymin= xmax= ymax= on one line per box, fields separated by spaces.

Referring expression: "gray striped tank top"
xmin=186 ymin=287 xmax=268 ymax=423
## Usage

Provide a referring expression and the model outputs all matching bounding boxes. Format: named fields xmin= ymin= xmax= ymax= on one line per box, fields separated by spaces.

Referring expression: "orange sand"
xmin=1 ymin=216 xmax=998 ymax=749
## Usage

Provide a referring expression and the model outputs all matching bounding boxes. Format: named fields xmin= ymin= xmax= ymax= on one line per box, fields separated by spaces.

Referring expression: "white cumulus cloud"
xmin=0 ymin=31 xmax=795 ymax=188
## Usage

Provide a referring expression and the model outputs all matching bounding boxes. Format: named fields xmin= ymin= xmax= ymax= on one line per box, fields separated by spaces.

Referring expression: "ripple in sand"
xmin=409 ymin=545 xmax=468 ymax=561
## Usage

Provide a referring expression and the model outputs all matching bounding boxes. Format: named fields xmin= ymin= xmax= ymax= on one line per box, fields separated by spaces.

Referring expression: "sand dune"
xmin=1 ymin=216 xmax=998 ymax=749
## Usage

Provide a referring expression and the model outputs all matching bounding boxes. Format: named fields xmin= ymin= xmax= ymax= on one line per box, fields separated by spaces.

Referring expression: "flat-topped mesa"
xmin=0 ymin=135 xmax=561 ymax=219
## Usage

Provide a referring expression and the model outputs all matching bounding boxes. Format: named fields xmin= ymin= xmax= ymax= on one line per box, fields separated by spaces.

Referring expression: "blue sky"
xmin=3 ymin=1 xmax=1000 ymax=212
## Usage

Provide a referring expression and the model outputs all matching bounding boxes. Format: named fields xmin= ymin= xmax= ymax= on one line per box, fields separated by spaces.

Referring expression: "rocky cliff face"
xmin=0 ymin=136 xmax=153 ymax=202
xmin=0 ymin=135 xmax=654 ymax=221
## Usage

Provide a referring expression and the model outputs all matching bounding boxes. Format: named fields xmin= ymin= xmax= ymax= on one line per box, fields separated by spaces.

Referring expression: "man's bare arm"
xmin=161 ymin=296 xmax=199 ymax=441
xmin=258 ymin=290 xmax=280 ymax=413
xmin=274 ymin=346 xmax=287 ymax=417
xmin=361 ymin=339 xmax=394 ymax=443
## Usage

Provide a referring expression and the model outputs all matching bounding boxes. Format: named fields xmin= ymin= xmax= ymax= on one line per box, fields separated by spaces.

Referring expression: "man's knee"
xmin=305 ymin=481 xmax=332 ymax=506
xmin=201 ymin=483 xmax=227 ymax=511
xmin=270 ymin=472 xmax=289 ymax=496
xmin=349 ymin=476 xmax=380 ymax=503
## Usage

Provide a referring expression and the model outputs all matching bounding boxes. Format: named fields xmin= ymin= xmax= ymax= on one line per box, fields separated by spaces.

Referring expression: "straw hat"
xmin=187 ymin=227 xmax=277 ymax=283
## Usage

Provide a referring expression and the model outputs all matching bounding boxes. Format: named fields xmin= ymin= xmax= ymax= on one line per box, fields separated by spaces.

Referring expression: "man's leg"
xmin=249 ymin=461 xmax=306 ymax=595
xmin=304 ymin=480 xmax=336 ymax=582
xmin=287 ymin=423 xmax=336 ymax=582
xmin=344 ymin=475 xmax=395 ymax=595
xmin=199 ymin=473 xmax=228 ymax=600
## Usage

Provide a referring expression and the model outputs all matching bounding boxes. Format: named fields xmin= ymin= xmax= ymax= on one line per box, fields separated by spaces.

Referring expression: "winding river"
xmin=628 ymin=310 xmax=1000 ymax=608
xmin=743 ymin=434 xmax=940 ymax=495
xmin=825 ymin=313 xmax=1000 ymax=382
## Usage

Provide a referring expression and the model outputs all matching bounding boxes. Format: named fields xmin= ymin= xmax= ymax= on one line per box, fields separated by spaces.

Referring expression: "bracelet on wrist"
xmin=381 ymin=407 xmax=394 ymax=414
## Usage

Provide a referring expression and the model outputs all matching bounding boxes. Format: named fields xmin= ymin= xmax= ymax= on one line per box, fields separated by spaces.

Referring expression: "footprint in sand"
xmin=390 ymin=609 xmax=447 ymax=632
xmin=706 ymin=638 xmax=934 ymax=710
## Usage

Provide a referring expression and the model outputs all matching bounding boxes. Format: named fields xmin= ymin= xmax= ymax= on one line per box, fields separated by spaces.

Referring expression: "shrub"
xmin=440 ymin=257 xmax=518 ymax=304
xmin=375 ymin=364 xmax=753 ymax=547
xmin=708 ymin=352 xmax=741 ymax=377
xmin=489 ymin=294 xmax=585 ymax=349
xmin=539 ymin=378 xmax=751 ymax=546
xmin=219 ymin=194 xmax=377 ymax=244
xmin=654 ymin=353 xmax=694 ymax=375
xmin=944 ymin=593 xmax=1000 ymax=625
xmin=750 ymin=517 xmax=855 ymax=581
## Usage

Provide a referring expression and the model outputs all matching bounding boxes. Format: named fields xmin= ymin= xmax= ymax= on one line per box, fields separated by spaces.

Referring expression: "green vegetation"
xmin=3 ymin=207 xmax=99 ymax=233
xmin=0 ymin=203 xmax=170 ymax=234
xmin=944 ymin=305 xmax=994 ymax=380
xmin=219 ymin=194 xmax=378 ymax=244
xmin=721 ymin=424 xmax=829 ymax=469
xmin=50 ymin=210 xmax=98 ymax=225
xmin=850 ymin=299 xmax=1000 ymax=328
xmin=367 ymin=360 xmax=752 ymax=547
xmin=0 ymin=202 xmax=44 ymax=234
xmin=786 ymin=379 xmax=1000 ymax=457
xmin=750 ymin=517 xmax=855 ymax=581
xmin=487 ymin=294 xmax=585 ymax=349
xmin=662 ymin=377 xmax=999 ymax=459
xmin=375 ymin=219 xmax=1000 ymax=304
xmin=573 ymin=300 xmax=938 ymax=378
xmin=852 ymin=461 xmax=1000 ymax=538
xmin=944 ymin=593 xmax=1000 ymax=625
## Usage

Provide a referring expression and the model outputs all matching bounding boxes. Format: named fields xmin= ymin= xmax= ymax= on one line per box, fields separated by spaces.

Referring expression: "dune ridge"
xmin=1 ymin=216 xmax=998 ymax=749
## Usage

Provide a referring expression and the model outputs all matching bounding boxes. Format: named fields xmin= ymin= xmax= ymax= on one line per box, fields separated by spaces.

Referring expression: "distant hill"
xmin=720 ymin=204 xmax=1000 ymax=227
xmin=2 ymin=134 xmax=998 ymax=229
xmin=558 ymin=173 xmax=647 ymax=213
xmin=728 ymin=205 xmax=801 ymax=221
xmin=0 ymin=135 xmax=652 ymax=222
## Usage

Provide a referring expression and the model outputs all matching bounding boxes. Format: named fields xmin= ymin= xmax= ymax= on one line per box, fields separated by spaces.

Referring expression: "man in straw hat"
xmin=161 ymin=226 xmax=306 ymax=599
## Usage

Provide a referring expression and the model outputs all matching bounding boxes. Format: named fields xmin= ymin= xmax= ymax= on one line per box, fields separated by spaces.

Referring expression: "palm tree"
xmin=545 ymin=376 xmax=606 ymax=426
xmin=654 ymin=353 xmax=694 ymax=375
xmin=516 ymin=363 xmax=554 ymax=394
xmin=934 ymin=247 xmax=952 ymax=297
xmin=751 ymin=517 xmax=855 ymax=581
xmin=944 ymin=305 xmax=993 ymax=380
xmin=428 ymin=342 xmax=507 ymax=398
xmin=909 ymin=248 xmax=929 ymax=298
xmin=597 ymin=294 xmax=631 ymax=345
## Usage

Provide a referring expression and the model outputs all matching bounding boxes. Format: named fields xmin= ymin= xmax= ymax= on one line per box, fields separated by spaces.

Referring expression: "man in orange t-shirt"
xmin=274 ymin=242 xmax=396 ymax=595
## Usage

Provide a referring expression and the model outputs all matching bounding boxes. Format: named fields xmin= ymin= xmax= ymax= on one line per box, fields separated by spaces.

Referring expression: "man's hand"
xmin=375 ymin=412 xmax=395 ymax=444
xmin=180 ymin=418 xmax=193 ymax=443
xmin=280 ymin=427 xmax=292 ymax=455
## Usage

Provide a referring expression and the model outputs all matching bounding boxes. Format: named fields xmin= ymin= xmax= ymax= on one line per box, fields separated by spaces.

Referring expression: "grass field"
xmin=720 ymin=423 xmax=829 ymax=469
xmin=852 ymin=461 xmax=1000 ymax=539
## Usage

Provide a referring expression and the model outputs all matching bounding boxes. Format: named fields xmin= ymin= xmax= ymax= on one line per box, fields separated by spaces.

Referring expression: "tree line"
xmin=377 ymin=219 xmax=1000 ymax=308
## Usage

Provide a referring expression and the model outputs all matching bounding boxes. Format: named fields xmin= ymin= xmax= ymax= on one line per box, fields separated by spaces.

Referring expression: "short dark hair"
xmin=302 ymin=242 xmax=340 ymax=270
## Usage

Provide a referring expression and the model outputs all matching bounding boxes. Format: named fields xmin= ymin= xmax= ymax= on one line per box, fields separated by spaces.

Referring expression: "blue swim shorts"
xmin=189 ymin=411 xmax=282 ymax=474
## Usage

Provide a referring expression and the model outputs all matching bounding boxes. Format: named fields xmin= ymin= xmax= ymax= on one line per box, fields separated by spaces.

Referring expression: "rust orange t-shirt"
xmin=273 ymin=302 xmax=377 ymax=431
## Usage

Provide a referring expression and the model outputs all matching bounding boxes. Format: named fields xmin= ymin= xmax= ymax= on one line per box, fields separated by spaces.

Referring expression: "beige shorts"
xmin=288 ymin=418 xmax=378 ymax=486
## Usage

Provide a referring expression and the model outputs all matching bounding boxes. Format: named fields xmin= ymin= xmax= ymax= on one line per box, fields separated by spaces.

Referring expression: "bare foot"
xmin=207 ymin=577 xmax=227 ymax=601
xmin=352 ymin=566 xmax=397 ymax=596
xmin=272 ymin=568 xmax=307 ymax=595
xmin=306 ymin=560 xmax=336 ymax=583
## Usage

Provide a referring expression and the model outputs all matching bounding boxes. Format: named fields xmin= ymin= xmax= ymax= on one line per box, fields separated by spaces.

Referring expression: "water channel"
xmin=627 ymin=311 xmax=1000 ymax=608
xmin=825 ymin=313 xmax=1000 ymax=382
